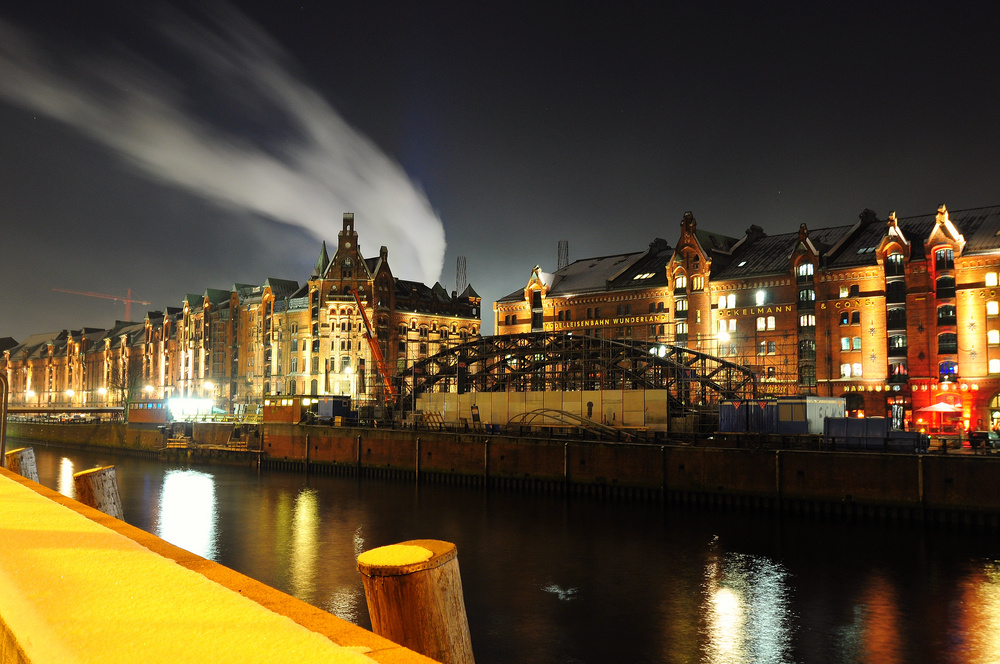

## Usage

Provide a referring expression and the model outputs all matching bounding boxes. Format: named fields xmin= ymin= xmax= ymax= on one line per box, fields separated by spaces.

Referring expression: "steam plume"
xmin=0 ymin=4 xmax=445 ymax=283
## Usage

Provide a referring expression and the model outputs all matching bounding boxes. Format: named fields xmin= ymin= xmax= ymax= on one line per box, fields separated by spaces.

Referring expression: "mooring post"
xmin=73 ymin=466 xmax=124 ymax=519
xmin=358 ymin=539 xmax=474 ymax=664
xmin=5 ymin=447 xmax=38 ymax=482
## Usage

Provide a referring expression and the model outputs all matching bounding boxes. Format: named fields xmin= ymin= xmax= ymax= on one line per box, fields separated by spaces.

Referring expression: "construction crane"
xmin=52 ymin=288 xmax=151 ymax=322
xmin=352 ymin=290 xmax=398 ymax=403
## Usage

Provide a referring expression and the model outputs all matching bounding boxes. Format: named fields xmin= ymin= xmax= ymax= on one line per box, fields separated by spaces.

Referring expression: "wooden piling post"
xmin=73 ymin=466 xmax=124 ymax=519
xmin=358 ymin=539 xmax=474 ymax=664
xmin=5 ymin=447 xmax=38 ymax=482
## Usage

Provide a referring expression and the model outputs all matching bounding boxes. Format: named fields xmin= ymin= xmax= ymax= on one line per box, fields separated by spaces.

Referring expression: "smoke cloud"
xmin=0 ymin=3 xmax=446 ymax=284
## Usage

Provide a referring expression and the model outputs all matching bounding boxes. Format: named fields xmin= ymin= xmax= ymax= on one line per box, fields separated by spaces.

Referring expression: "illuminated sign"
xmin=551 ymin=313 xmax=670 ymax=331
xmin=719 ymin=305 xmax=794 ymax=317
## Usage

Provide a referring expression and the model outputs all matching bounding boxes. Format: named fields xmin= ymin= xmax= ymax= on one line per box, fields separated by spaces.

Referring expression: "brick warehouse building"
xmin=3 ymin=213 xmax=482 ymax=412
xmin=495 ymin=205 xmax=1000 ymax=434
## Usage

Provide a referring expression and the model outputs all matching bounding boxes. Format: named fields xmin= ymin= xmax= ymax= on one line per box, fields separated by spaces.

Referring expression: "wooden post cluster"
xmin=357 ymin=539 xmax=474 ymax=664
xmin=73 ymin=466 xmax=124 ymax=519
xmin=5 ymin=447 xmax=38 ymax=482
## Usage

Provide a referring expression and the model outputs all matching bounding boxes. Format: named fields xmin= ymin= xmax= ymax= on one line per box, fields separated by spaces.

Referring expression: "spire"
xmin=312 ymin=241 xmax=330 ymax=278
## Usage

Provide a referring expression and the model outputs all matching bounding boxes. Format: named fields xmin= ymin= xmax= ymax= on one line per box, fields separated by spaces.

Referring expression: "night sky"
xmin=1 ymin=1 xmax=998 ymax=342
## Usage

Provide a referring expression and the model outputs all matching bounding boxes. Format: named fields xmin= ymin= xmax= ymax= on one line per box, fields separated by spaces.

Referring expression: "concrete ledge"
xmin=0 ymin=468 xmax=437 ymax=664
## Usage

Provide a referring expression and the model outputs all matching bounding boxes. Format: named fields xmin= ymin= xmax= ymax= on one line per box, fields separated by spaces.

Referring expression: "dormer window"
xmin=935 ymin=248 xmax=954 ymax=271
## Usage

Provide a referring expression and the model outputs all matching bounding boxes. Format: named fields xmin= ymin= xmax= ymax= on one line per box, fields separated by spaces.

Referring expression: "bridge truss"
xmin=399 ymin=332 xmax=758 ymax=425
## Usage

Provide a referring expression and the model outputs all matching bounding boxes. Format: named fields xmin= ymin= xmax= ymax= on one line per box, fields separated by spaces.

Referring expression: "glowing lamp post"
xmin=65 ymin=389 xmax=75 ymax=406
xmin=26 ymin=389 xmax=35 ymax=407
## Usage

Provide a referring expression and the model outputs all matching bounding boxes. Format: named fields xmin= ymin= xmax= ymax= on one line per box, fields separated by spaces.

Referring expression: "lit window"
xmin=768 ymin=341 xmax=776 ymax=354
xmin=676 ymin=322 xmax=689 ymax=335
xmin=841 ymin=363 xmax=851 ymax=377
xmin=755 ymin=291 xmax=766 ymax=306
xmin=839 ymin=286 xmax=849 ymax=298
xmin=729 ymin=319 xmax=737 ymax=331
xmin=799 ymin=314 xmax=816 ymax=327
xmin=989 ymin=301 xmax=1000 ymax=316
xmin=692 ymin=276 xmax=705 ymax=291
xmin=719 ymin=319 xmax=727 ymax=333
xmin=675 ymin=275 xmax=688 ymax=290
xmin=757 ymin=317 xmax=766 ymax=331
xmin=797 ymin=263 xmax=814 ymax=277
xmin=990 ymin=330 xmax=1000 ymax=345
xmin=988 ymin=272 xmax=999 ymax=287
xmin=991 ymin=359 xmax=1000 ymax=374
xmin=853 ymin=363 xmax=863 ymax=377
xmin=767 ymin=316 xmax=776 ymax=330
xmin=758 ymin=341 xmax=767 ymax=355
xmin=841 ymin=337 xmax=850 ymax=351
xmin=727 ymin=294 xmax=736 ymax=308
xmin=676 ymin=299 xmax=688 ymax=312
xmin=719 ymin=296 xmax=728 ymax=309
xmin=853 ymin=337 xmax=862 ymax=350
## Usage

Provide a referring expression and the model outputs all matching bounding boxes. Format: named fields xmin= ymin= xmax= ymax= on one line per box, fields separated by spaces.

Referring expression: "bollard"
xmin=5 ymin=447 xmax=39 ymax=482
xmin=357 ymin=539 xmax=474 ymax=664
xmin=73 ymin=466 xmax=124 ymax=519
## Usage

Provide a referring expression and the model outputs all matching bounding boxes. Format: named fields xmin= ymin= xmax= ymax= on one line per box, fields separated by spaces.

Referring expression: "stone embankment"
xmin=8 ymin=421 xmax=1000 ymax=526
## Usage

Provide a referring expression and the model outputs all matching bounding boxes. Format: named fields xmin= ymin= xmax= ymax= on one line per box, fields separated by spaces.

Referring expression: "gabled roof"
xmin=459 ymin=284 xmax=481 ymax=300
xmin=264 ymin=278 xmax=300 ymax=298
xmin=204 ymin=288 xmax=231 ymax=305
xmin=608 ymin=238 xmax=673 ymax=289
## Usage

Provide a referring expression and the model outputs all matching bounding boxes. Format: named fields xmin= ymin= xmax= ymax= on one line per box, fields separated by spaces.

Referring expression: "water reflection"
xmin=156 ymin=469 xmax=218 ymax=559
xmin=703 ymin=551 xmax=793 ymax=664
xmin=956 ymin=562 xmax=1000 ymax=663
xmin=289 ymin=488 xmax=319 ymax=602
xmin=57 ymin=457 xmax=76 ymax=498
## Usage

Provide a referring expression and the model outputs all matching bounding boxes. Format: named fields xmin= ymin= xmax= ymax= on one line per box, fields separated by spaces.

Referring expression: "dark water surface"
xmin=24 ymin=441 xmax=1000 ymax=664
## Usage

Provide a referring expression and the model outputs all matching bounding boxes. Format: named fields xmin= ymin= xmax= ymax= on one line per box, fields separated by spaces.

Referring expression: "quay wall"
xmin=9 ymin=421 xmax=1000 ymax=517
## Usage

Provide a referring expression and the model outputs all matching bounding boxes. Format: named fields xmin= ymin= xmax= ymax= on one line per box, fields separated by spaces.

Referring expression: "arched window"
xmin=887 ymin=308 xmax=906 ymax=329
xmin=886 ymin=252 xmax=905 ymax=276
xmin=886 ymin=280 xmax=906 ymax=303
xmin=936 ymin=276 xmax=956 ymax=299
xmin=938 ymin=333 xmax=958 ymax=354
xmin=939 ymin=360 xmax=958 ymax=382
xmin=935 ymin=248 xmax=955 ymax=270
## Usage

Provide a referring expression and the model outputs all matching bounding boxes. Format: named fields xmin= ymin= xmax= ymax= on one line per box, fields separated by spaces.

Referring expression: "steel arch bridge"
xmin=399 ymin=332 xmax=758 ymax=408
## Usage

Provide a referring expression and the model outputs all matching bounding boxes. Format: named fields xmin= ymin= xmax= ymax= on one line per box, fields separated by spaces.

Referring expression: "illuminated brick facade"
xmin=3 ymin=213 xmax=481 ymax=412
xmin=496 ymin=205 xmax=1000 ymax=433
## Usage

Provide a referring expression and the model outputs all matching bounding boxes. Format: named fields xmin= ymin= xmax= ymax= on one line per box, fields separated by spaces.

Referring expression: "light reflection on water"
xmin=156 ymin=469 xmax=218 ymax=559
xmin=57 ymin=457 xmax=75 ymax=498
xmin=703 ymin=550 xmax=793 ymax=664
xmin=289 ymin=488 xmax=319 ymax=602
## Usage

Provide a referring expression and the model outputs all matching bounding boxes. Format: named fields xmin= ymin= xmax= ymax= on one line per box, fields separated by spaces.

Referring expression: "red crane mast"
xmin=52 ymin=288 xmax=151 ymax=322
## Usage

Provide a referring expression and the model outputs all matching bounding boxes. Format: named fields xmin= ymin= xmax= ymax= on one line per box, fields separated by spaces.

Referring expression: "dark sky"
xmin=1 ymin=1 xmax=998 ymax=342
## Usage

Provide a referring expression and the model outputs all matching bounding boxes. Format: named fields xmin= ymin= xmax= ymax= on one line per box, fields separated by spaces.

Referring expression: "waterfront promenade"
xmin=0 ymin=466 xmax=434 ymax=664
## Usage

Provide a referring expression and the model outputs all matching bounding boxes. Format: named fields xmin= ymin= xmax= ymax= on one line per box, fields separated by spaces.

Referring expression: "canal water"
xmin=22 ymin=441 xmax=1000 ymax=664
